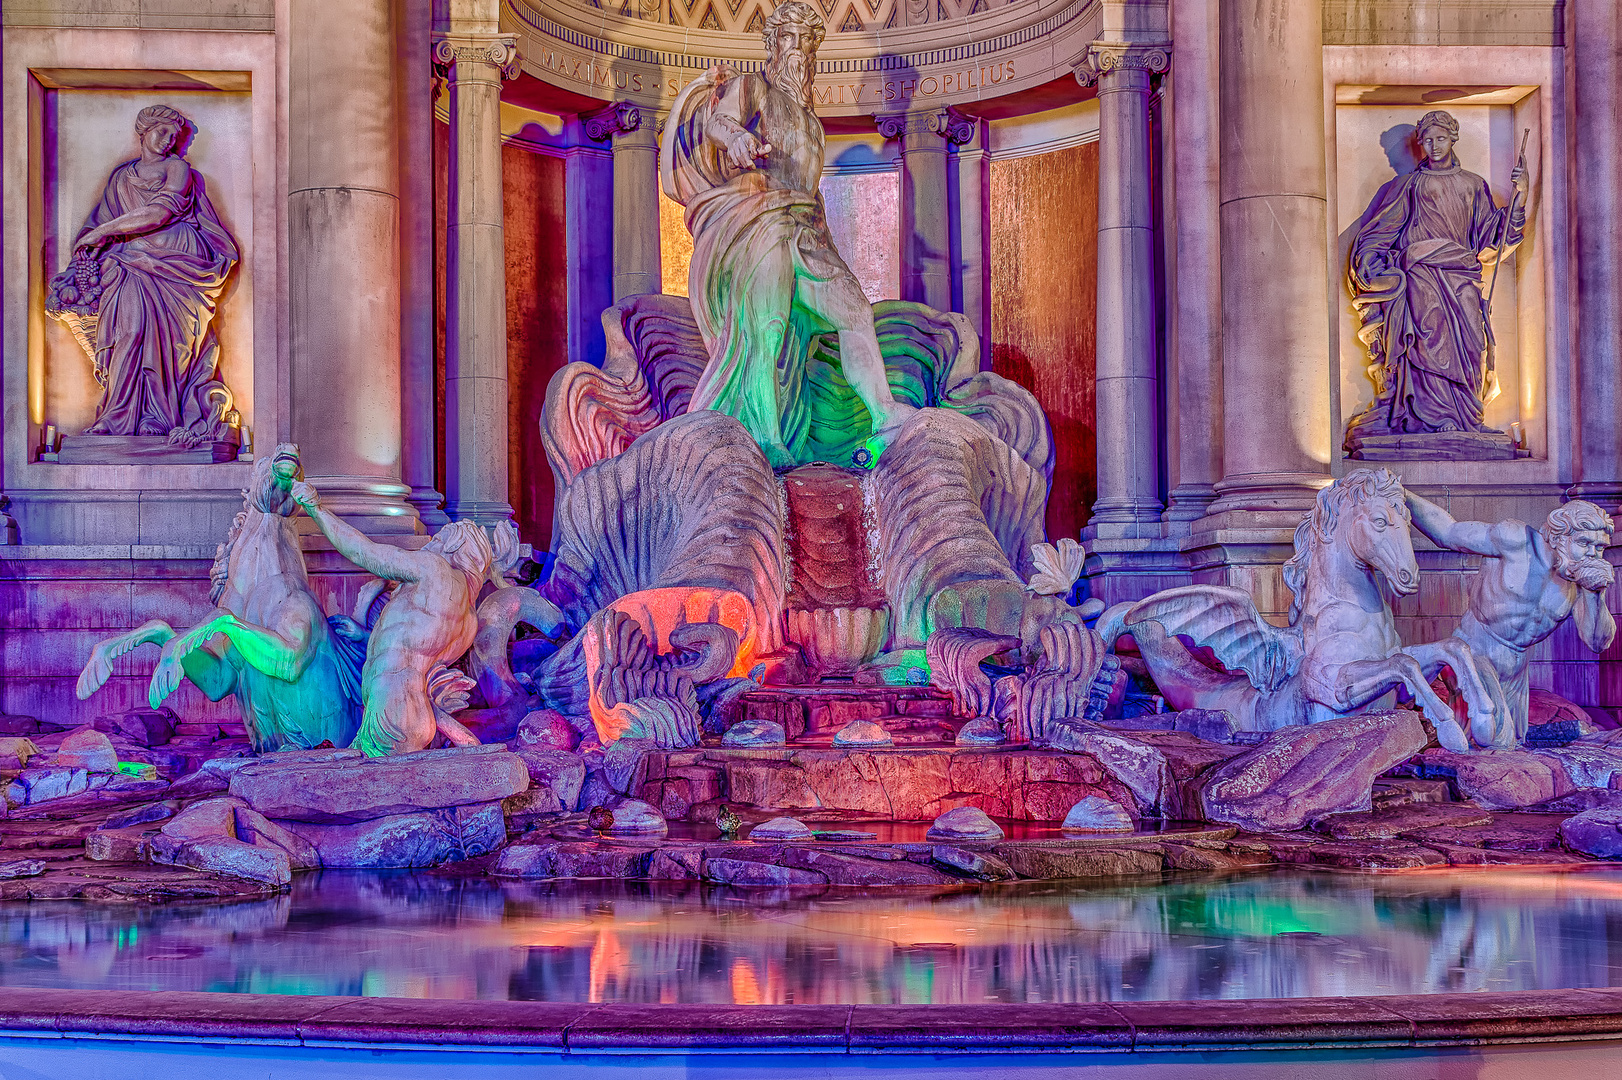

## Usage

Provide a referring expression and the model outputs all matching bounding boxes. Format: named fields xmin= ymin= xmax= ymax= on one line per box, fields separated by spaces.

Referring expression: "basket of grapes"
xmin=45 ymin=252 xmax=106 ymax=384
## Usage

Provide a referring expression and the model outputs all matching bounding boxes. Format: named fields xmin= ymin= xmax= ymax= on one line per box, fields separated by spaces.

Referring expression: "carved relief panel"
xmin=1333 ymin=89 xmax=1545 ymax=469
xmin=38 ymin=83 xmax=254 ymax=465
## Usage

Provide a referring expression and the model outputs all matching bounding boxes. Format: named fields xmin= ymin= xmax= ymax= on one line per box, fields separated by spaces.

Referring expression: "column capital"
xmin=1074 ymin=41 xmax=1170 ymax=87
xmin=585 ymin=100 xmax=643 ymax=142
xmin=874 ymin=105 xmax=975 ymax=146
xmin=432 ymin=32 xmax=520 ymax=80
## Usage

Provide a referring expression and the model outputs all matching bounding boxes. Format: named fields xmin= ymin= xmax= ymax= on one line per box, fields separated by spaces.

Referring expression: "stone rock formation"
xmin=1196 ymin=710 xmax=1428 ymax=832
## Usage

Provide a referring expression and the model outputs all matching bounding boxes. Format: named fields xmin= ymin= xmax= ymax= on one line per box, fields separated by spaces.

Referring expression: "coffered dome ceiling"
xmin=501 ymin=0 xmax=1101 ymax=118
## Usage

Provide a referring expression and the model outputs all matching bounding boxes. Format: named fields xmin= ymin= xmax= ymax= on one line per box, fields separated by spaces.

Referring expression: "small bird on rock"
xmin=588 ymin=806 xmax=615 ymax=835
xmin=715 ymin=804 xmax=743 ymax=837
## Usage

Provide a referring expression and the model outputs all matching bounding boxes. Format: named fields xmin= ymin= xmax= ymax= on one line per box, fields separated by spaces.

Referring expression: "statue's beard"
xmin=1556 ymin=548 xmax=1615 ymax=592
xmin=767 ymin=48 xmax=815 ymax=108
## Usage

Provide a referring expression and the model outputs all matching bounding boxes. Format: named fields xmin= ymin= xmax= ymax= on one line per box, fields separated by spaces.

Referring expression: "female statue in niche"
xmin=1343 ymin=109 xmax=1528 ymax=456
xmin=47 ymin=103 xmax=240 ymax=449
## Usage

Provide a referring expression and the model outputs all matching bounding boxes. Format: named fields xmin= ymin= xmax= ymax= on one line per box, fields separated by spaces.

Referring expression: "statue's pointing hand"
xmin=289 ymin=480 xmax=320 ymax=512
xmin=725 ymin=129 xmax=772 ymax=171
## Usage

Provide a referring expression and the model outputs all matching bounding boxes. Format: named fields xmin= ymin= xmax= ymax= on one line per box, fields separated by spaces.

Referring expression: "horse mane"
xmin=209 ymin=453 xmax=287 ymax=605
xmin=1280 ymin=468 xmax=1405 ymax=625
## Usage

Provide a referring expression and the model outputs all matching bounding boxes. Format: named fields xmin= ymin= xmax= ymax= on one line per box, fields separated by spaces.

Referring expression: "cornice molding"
xmin=501 ymin=0 xmax=1102 ymax=118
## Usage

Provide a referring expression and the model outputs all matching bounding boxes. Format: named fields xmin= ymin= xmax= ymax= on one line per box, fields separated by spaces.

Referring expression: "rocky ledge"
xmin=3 ymin=701 xmax=1622 ymax=899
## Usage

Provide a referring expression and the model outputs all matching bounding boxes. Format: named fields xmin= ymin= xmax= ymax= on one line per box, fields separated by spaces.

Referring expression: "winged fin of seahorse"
xmin=1120 ymin=585 xmax=1305 ymax=693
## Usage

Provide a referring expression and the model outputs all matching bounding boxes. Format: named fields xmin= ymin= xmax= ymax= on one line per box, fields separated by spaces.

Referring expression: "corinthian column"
xmin=288 ymin=0 xmax=419 ymax=531
xmin=1079 ymin=42 xmax=1169 ymax=531
xmin=588 ymin=102 xmax=661 ymax=301
xmin=434 ymin=31 xmax=518 ymax=526
xmin=879 ymin=107 xmax=973 ymax=312
xmin=1206 ymin=0 xmax=1330 ymax=518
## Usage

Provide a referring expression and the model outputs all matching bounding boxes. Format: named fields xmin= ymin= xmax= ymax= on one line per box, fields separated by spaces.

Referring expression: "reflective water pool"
xmin=2 ymin=868 xmax=1621 ymax=1004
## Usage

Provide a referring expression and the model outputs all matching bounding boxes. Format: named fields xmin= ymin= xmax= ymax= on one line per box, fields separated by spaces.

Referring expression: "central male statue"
xmin=1406 ymin=493 xmax=1615 ymax=747
xmin=661 ymin=0 xmax=913 ymax=468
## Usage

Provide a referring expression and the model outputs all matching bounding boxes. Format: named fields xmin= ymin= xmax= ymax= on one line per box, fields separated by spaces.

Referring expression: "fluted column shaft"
xmin=1572 ymin=0 xmax=1622 ymax=510
xmin=590 ymin=102 xmax=661 ymax=301
xmin=289 ymin=0 xmax=418 ymax=531
xmin=881 ymin=108 xmax=972 ymax=312
xmin=436 ymin=32 xmax=517 ymax=525
xmin=1209 ymin=0 xmax=1330 ymax=516
xmin=1082 ymin=44 xmax=1168 ymax=529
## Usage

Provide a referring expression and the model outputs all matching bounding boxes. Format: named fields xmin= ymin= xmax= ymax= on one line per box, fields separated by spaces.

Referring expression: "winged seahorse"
xmin=1099 ymin=468 xmax=1490 ymax=749
xmin=75 ymin=444 xmax=362 ymax=751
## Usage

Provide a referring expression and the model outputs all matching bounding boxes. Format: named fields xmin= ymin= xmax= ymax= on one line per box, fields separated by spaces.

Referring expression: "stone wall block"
xmin=288 ymin=187 xmax=403 ymax=483
xmin=1216 ymin=196 xmax=1331 ymax=479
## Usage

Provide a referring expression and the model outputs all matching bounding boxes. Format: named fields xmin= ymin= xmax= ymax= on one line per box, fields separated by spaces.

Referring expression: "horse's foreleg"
xmin=149 ymin=608 xmax=301 ymax=708
xmin=77 ymin=620 xmax=177 ymax=700
xmin=1403 ymin=639 xmax=1508 ymax=749
xmin=1316 ymin=654 xmax=1456 ymax=731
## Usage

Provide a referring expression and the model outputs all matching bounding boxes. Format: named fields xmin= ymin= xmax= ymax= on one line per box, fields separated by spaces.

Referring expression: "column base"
xmin=1204 ymin=472 xmax=1326 ymax=517
xmin=408 ymin=487 xmax=451 ymax=528
xmin=442 ymin=499 xmax=516 ymax=528
xmin=299 ymin=476 xmax=424 ymax=535
xmin=1087 ymin=498 xmax=1165 ymax=536
xmin=1162 ymin=483 xmax=1217 ymax=531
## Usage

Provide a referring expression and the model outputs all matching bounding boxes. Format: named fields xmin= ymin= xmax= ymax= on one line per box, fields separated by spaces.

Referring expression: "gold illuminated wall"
xmin=989 ymin=142 xmax=1099 ymax=542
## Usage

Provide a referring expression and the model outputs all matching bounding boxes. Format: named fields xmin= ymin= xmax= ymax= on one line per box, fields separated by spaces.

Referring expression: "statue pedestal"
xmin=56 ymin=435 xmax=239 ymax=465
xmin=1346 ymin=431 xmax=1531 ymax=462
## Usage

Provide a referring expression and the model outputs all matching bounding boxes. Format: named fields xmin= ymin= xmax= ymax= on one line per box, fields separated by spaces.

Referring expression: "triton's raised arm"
xmin=291 ymin=481 xmax=434 ymax=584
xmin=1404 ymin=491 xmax=1523 ymax=558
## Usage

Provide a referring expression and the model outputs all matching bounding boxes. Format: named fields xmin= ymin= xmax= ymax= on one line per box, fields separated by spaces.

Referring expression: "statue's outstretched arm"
xmin=292 ymin=481 xmax=429 ymax=583
xmin=1404 ymin=491 xmax=1507 ymax=556
xmin=704 ymin=77 xmax=769 ymax=170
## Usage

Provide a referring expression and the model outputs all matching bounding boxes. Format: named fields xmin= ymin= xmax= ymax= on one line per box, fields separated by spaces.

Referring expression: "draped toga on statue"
xmin=79 ymin=158 xmax=238 ymax=440
xmin=1344 ymin=161 xmax=1522 ymax=442
xmin=661 ymin=66 xmax=889 ymax=469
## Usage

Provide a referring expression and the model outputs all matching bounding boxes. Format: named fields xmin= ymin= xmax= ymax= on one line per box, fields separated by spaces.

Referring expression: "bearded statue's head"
xmin=763 ymin=1 xmax=825 ymax=108
xmin=1544 ymin=500 xmax=1615 ymax=592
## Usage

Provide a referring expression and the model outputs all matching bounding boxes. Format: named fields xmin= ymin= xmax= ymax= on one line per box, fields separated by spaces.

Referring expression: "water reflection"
xmin=1 ymin=868 xmax=1621 ymax=1004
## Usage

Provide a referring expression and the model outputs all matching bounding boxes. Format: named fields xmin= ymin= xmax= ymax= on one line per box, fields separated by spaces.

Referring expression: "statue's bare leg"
xmin=77 ymin=619 xmax=176 ymax=699
xmin=801 ymin=272 xmax=916 ymax=441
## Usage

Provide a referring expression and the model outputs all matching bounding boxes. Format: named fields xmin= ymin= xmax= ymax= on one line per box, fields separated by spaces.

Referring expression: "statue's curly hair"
xmin=1545 ymin=500 xmax=1614 ymax=544
xmin=763 ymin=0 xmax=825 ymax=50
xmin=1416 ymin=109 xmax=1460 ymax=142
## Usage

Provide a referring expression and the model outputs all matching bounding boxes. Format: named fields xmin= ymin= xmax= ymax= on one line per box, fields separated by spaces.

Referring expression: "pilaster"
xmin=588 ymin=100 xmax=662 ymax=302
xmin=434 ymin=30 xmax=518 ymax=526
xmin=878 ymin=107 xmax=974 ymax=313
